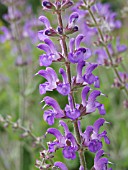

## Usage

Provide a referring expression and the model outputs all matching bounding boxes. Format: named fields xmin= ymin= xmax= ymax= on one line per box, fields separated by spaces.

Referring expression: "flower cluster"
xmin=35 ymin=0 xmax=112 ymax=169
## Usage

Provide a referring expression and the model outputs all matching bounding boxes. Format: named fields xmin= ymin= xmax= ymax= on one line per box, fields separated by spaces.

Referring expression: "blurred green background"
xmin=0 ymin=0 xmax=128 ymax=170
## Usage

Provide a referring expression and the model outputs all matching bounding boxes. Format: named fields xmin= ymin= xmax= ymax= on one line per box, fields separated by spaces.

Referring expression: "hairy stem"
xmin=56 ymin=10 xmax=87 ymax=170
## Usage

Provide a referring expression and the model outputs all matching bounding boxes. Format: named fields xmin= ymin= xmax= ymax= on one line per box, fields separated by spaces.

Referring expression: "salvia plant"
xmin=0 ymin=0 xmax=128 ymax=170
xmin=35 ymin=0 xmax=114 ymax=169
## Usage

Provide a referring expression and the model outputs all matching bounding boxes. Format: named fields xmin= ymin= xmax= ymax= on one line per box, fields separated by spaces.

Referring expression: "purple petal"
xmin=57 ymin=83 xmax=70 ymax=96
xmin=39 ymin=54 xmax=53 ymax=66
xmin=94 ymin=157 xmax=108 ymax=170
xmin=83 ymin=126 xmax=93 ymax=145
xmin=75 ymin=34 xmax=84 ymax=49
xmin=39 ymin=83 xmax=47 ymax=94
xmin=59 ymin=68 xmax=68 ymax=84
xmin=95 ymin=102 xmax=106 ymax=115
xmin=68 ymin=94 xmax=74 ymax=110
xmin=86 ymin=63 xmax=98 ymax=75
xmin=66 ymin=133 xmax=78 ymax=149
xmin=69 ymin=12 xmax=79 ymax=25
xmin=38 ymin=30 xmax=47 ymax=41
xmin=94 ymin=149 xmax=104 ymax=162
xmin=81 ymin=86 xmax=90 ymax=106
xmin=54 ymin=162 xmax=68 ymax=170
xmin=76 ymin=61 xmax=85 ymax=83
xmin=46 ymin=67 xmax=58 ymax=82
xmin=84 ymin=48 xmax=92 ymax=60
xmin=93 ymin=118 xmax=105 ymax=134
xmin=88 ymin=139 xmax=102 ymax=153
xmin=44 ymin=38 xmax=57 ymax=54
xmin=43 ymin=109 xmax=55 ymax=125
xmin=86 ymin=90 xmax=101 ymax=113
xmin=43 ymin=96 xmax=64 ymax=117
xmin=37 ymin=43 xmax=51 ymax=54
xmin=66 ymin=108 xmax=81 ymax=120
xmin=99 ymin=131 xmax=110 ymax=144
xmin=39 ymin=16 xmax=51 ymax=28
xmin=68 ymin=48 xmax=86 ymax=63
xmin=69 ymin=38 xmax=75 ymax=53
xmin=47 ymin=128 xmax=62 ymax=141
xmin=59 ymin=120 xmax=70 ymax=136
xmin=94 ymin=76 xmax=100 ymax=88
xmin=63 ymin=146 xmax=76 ymax=160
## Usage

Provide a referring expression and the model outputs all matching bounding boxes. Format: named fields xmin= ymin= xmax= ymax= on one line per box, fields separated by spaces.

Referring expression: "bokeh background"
xmin=0 ymin=0 xmax=128 ymax=170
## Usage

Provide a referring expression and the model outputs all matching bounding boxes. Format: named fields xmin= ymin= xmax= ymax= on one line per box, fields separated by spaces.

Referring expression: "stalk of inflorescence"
xmin=56 ymin=8 xmax=87 ymax=170
xmin=36 ymin=1 xmax=112 ymax=169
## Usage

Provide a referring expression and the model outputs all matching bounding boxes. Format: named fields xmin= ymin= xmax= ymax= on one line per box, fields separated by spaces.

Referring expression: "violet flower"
xmin=36 ymin=67 xmax=59 ymax=94
xmin=68 ymin=34 xmax=91 ymax=63
xmin=37 ymin=38 xmax=60 ymax=66
xmin=47 ymin=120 xmax=78 ymax=159
xmin=81 ymin=86 xmax=106 ymax=115
xmin=93 ymin=150 xmax=112 ymax=170
xmin=43 ymin=96 xmax=65 ymax=125
xmin=78 ymin=118 xmax=110 ymax=153
xmin=56 ymin=68 xmax=70 ymax=96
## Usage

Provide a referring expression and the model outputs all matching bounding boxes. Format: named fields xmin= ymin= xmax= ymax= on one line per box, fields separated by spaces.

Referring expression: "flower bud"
xmin=42 ymin=1 xmax=56 ymax=10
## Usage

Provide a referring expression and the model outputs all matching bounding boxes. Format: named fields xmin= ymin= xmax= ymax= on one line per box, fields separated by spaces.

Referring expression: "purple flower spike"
xmin=43 ymin=96 xmax=64 ymax=118
xmin=39 ymin=16 xmax=51 ymax=28
xmin=54 ymin=162 xmax=68 ymax=170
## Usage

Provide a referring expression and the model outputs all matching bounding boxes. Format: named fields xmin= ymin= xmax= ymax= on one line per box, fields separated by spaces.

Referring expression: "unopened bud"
xmin=65 ymin=26 xmax=78 ymax=35
xmin=61 ymin=1 xmax=73 ymax=10
xmin=42 ymin=1 xmax=56 ymax=10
